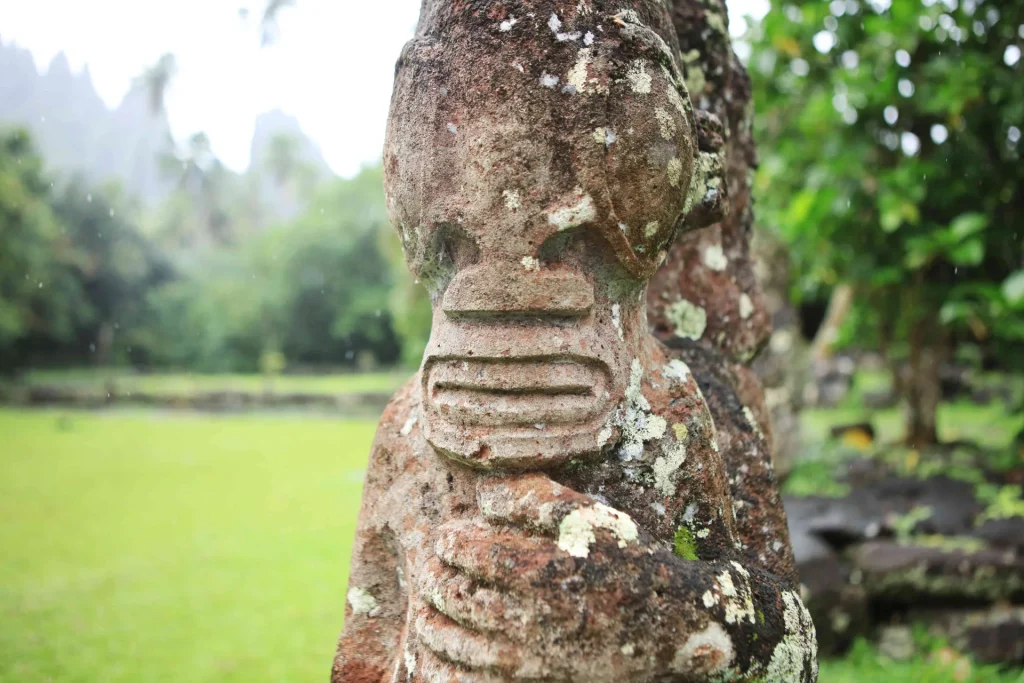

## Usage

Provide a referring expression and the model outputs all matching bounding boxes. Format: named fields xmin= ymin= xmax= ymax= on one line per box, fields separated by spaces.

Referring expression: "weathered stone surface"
xmin=908 ymin=606 xmax=1024 ymax=665
xmin=333 ymin=1 xmax=817 ymax=681
xmin=851 ymin=541 xmax=1024 ymax=604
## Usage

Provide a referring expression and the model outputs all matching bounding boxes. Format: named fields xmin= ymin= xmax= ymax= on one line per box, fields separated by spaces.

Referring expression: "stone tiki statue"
xmin=333 ymin=2 xmax=817 ymax=681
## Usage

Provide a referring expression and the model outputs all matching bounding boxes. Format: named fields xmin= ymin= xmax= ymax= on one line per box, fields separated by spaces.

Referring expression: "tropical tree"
xmin=749 ymin=0 xmax=1024 ymax=446
xmin=0 ymin=128 xmax=87 ymax=370
xmin=133 ymin=53 xmax=177 ymax=117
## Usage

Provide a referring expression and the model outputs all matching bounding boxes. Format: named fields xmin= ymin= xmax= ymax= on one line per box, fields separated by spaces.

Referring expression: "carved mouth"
xmin=425 ymin=358 xmax=608 ymax=427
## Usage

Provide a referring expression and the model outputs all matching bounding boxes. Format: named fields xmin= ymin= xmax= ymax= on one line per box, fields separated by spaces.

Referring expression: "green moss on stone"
xmin=673 ymin=526 xmax=699 ymax=560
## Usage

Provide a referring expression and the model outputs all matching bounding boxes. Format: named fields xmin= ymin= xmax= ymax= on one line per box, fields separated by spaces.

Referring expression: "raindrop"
xmin=898 ymin=79 xmax=915 ymax=97
xmin=895 ymin=49 xmax=911 ymax=67
xmin=1009 ymin=126 xmax=1022 ymax=144
xmin=930 ymin=124 xmax=949 ymax=144
xmin=813 ymin=31 xmax=837 ymax=53
xmin=901 ymin=131 xmax=921 ymax=156
xmin=884 ymin=105 xmax=899 ymax=124
xmin=1005 ymin=45 xmax=1022 ymax=68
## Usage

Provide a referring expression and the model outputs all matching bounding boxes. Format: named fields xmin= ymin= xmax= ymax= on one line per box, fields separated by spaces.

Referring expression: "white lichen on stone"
xmin=666 ymin=298 xmax=707 ymax=340
xmin=584 ymin=31 xmax=595 ymax=45
xmin=446 ymin=122 xmax=458 ymax=135
xmin=717 ymin=563 xmax=756 ymax=625
xmin=400 ymin=410 xmax=418 ymax=436
xmin=672 ymin=622 xmax=735 ymax=675
xmin=499 ymin=16 xmax=517 ymax=32
xmin=625 ymin=59 xmax=652 ymax=94
xmin=643 ymin=221 xmax=660 ymax=238
xmin=739 ymin=293 xmax=754 ymax=320
xmin=664 ymin=358 xmax=692 ymax=384
xmin=567 ymin=48 xmax=603 ymax=94
xmin=668 ymin=157 xmax=684 ymax=187
xmin=403 ymin=641 xmax=417 ymax=678
xmin=503 ymin=189 xmax=521 ymax=210
xmin=655 ymin=107 xmax=677 ymax=141
xmin=548 ymin=12 xmax=562 ymax=32
xmin=611 ymin=303 xmax=623 ymax=340
xmin=703 ymin=243 xmax=728 ymax=271
xmin=764 ymin=590 xmax=819 ymax=682
xmin=663 ymin=75 xmax=689 ymax=116
xmin=347 ymin=586 xmax=380 ymax=617
xmin=547 ymin=192 xmax=596 ymax=230
xmin=521 ymin=256 xmax=540 ymax=272
xmin=540 ymin=73 xmax=560 ymax=89
xmin=557 ymin=503 xmax=639 ymax=557
xmin=683 ymin=150 xmax=719 ymax=214
xmin=652 ymin=442 xmax=687 ymax=495
xmin=702 ymin=590 xmax=717 ymax=608
xmin=743 ymin=406 xmax=764 ymax=440
xmin=600 ymin=358 xmax=666 ymax=458
xmin=620 ymin=642 xmax=635 ymax=656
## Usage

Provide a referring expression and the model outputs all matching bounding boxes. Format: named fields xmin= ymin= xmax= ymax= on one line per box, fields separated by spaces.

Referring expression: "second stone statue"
xmin=333 ymin=2 xmax=817 ymax=681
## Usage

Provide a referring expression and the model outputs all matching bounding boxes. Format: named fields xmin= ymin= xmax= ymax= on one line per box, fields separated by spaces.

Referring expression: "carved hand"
xmin=412 ymin=474 xmax=740 ymax=682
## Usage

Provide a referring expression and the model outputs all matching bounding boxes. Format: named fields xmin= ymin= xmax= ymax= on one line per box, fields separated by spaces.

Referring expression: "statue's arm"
xmin=331 ymin=386 xmax=416 ymax=683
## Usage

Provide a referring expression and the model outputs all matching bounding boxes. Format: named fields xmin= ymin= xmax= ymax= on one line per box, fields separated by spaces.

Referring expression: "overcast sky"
xmin=0 ymin=0 xmax=767 ymax=178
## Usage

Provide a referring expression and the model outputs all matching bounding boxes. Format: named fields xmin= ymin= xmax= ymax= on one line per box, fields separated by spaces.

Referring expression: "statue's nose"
xmin=442 ymin=261 xmax=594 ymax=319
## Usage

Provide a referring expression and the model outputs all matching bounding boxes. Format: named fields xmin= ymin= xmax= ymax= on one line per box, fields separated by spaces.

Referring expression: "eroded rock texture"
xmin=333 ymin=2 xmax=817 ymax=681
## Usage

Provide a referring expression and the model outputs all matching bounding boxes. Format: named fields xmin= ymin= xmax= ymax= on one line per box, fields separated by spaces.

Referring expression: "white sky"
xmin=0 ymin=0 xmax=766 ymax=178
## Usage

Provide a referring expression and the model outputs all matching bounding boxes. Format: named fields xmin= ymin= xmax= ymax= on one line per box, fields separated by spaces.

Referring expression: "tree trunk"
xmin=810 ymin=283 xmax=854 ymax=362
xmin=904 ymin=311 xmax=941 ymax=448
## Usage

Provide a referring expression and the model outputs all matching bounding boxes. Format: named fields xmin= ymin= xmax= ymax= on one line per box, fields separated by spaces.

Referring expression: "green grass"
xmin=0 ymin=409 xmax=376 ymax=683
xmin=819 ymin=638 xmax=1024 ymax=683
xmin=15 ymin=368 xmax=410 ymax=397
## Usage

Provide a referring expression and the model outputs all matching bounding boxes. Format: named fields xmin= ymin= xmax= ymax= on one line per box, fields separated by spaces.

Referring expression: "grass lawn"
xmin=0 ymin=409 xmax=376 ymax=683
xmin=2 ymin=405 xmax=1021 ymax=682
xmin=14 ymin=368 xmax=410 ymax=397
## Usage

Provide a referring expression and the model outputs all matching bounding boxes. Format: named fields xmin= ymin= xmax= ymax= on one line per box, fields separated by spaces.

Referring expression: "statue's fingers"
xmin=435 ymin=521 xmax=571 ymax=589
xmin=416 ymin=646 xmax=510 ymax=683
xmin=414 ymin=606 xmax=549 ymax=679
xmin=420 ymin=558 xmax=540 ymax=635
xmin=477 ymin=474 xmax=592 ymax=533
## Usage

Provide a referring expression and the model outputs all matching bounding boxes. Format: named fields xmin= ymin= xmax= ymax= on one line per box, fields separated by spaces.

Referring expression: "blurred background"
xmin=0 ymin=0 xmax=1021 ymax=681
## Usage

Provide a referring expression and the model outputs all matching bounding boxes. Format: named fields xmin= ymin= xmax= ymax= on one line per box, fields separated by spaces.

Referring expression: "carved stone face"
xmin=383 ymin=11 xmax=705 ymax=469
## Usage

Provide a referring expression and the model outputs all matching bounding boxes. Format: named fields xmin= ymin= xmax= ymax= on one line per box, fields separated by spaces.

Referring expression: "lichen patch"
xmin=672 ymin=622 xmax=735 ymax=676
xmin=626 ymin=59 xmax=652 ymax=94
xmin=666 ymin=298 xmax=707 ymax=340
xmin=739 ymin=293 xmax=754 ymax=320
xmin=668 ymin=157 xmax=684 ymax=187
xmin=702 ymin=244 xmax=728 ymax=271
xmin=557 ymin=503 xmax=639 ymax=557
xmin=347 ymin=586 xmax=380 ymax=617
xmin=547 ymin=192 xmax=596 ymax=230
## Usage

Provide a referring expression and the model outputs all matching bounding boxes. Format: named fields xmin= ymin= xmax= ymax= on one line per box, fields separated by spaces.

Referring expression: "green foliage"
xmin=0 ymin=128 xmax=88 ymax=363
xmin=819 ymin=631 xmax=1023 ymax=682
xmin=749 ymin=0 xmax=1024 ymax=371
xmin=976 ymin=484 xmax=1024 ymax=522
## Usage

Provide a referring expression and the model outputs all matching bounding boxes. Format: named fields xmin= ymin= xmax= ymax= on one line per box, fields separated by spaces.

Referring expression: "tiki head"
xmin=383 ymin=2 xmax=726 ymax=469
